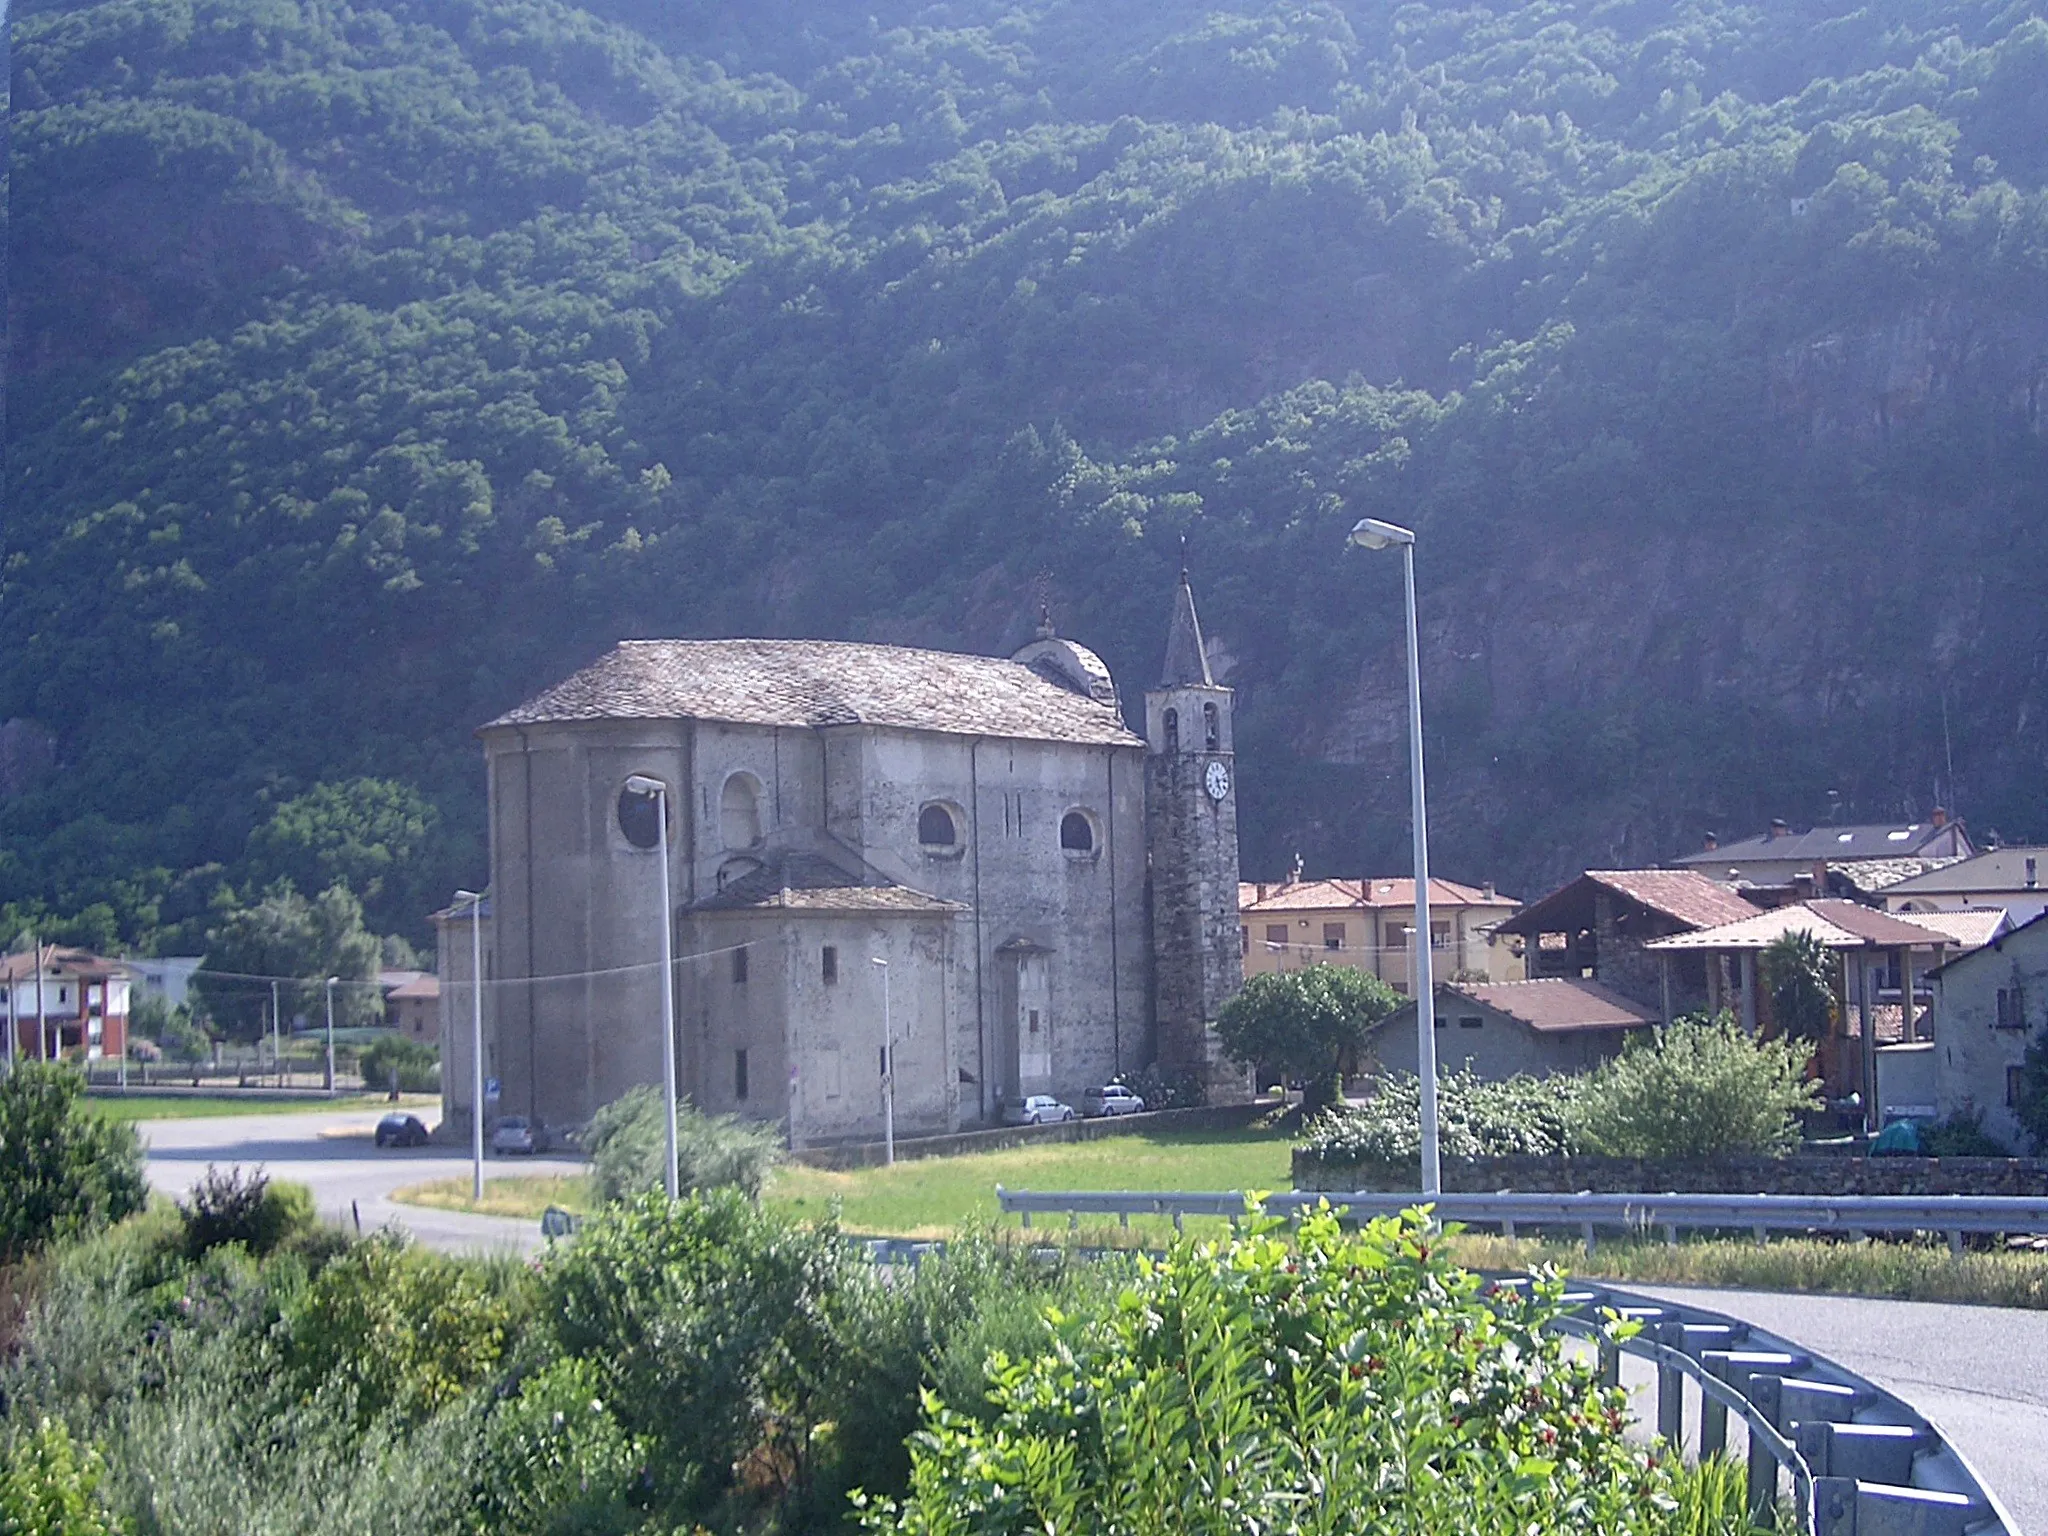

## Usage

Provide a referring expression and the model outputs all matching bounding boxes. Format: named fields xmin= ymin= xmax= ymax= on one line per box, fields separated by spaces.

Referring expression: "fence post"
xmin=1655 ymin=1323 xmax=1685 ymax=1446
xmin=1744 ymin=1373 xmax=1783 ymax=1526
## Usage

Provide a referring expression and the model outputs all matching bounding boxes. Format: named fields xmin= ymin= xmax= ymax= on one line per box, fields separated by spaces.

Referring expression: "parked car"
xmin=1001 ymin=1094 xmax=1077 ymax=1126
xmin=490 ymin=1115 xmax=552 ymax=1155
xmin=1083 ymin=1083 xmax=1146 ymax=1117
xmin=374 ymin=1111 xmax=431 ymax=1148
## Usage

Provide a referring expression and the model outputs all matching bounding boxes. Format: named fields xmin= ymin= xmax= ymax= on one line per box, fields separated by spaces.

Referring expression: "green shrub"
xmin=0 ymin=1418 xmax=128 ymax=1536
xmin=357 ymin=1034 xmax=439 ymax=1093
xmin=1301 ymin=1068 xmax=1582 ymax=1165
xmin=1118 ymin=1062 xmax=1206 ymax=1112
xmin=284 ymin=1234 xmax=519 ymax=1428
xmin=1918 ymin=1110 xmax=2011 ymax=1158
xmin=2016 ymin=1023 xmax=2048 ymax=1153
xmin=471 ymin=1357 xmax=646 ymax=1536
xmin=177 ymin=1166 xmax=317 ymax=1259
xmin=583 ymin=1085 xmax=783 ymax=1204
xmin=537 ymin=1191 xmax=846 ymax=1519
xmin=0 ymin=1065 xmax=148 ymax=1262
xmin=864 ymin=1206 xmax=1677 ymax=1536
xmin=1572 ymin=1014 xmax=1819 ymax=1160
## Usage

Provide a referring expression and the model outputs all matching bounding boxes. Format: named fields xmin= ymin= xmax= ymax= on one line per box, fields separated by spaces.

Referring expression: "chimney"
xmin=2027 ymin=857 xmax=2038 ymax=891
xmin=1768 ymin=818 xmax=1791 ymax=840
xmin=1481 ymin=880 xmax=1496 ymax=902
xmin=1703 ymin=831 xmax=1719 ymax=852
xmin=1930 ymin=806 xmax=1948 ymax=829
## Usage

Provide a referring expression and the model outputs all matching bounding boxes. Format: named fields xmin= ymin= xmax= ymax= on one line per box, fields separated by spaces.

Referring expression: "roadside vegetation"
xmin=85 ymin=1092 xmax=435 ymax=1124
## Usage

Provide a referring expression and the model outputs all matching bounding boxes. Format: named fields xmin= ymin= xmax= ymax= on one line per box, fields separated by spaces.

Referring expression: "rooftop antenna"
xmin=1940 ymin=685 xmax=1957 ymax=817
xmin=1178 ymin=532 xmax=1190 ymax=582
xmin=1031 ymin=569 xmax=1055 ymax=639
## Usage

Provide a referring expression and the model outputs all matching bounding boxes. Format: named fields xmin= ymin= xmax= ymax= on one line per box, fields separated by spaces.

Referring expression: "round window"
xmin=617 ymin=782 xmax=664 ymax=849
xmin=1060 ymin=811 xmax=1096 ymax=853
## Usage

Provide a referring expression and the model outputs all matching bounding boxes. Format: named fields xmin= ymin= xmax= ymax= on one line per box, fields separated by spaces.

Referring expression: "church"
xmin=438 ymin=574 xmax=1246 ymax=1143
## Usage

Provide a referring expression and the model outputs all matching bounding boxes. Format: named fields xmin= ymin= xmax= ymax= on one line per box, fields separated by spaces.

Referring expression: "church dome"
xmin=1011 ymin=635 xmax=1118 ymax=708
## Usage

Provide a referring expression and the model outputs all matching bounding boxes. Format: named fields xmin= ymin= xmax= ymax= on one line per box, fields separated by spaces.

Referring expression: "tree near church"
xmin=244 ymin=778 xmax=444 ymax=939
xmin=191 ymin=883 xmax=382 ymax=1042
xmin=1217 ymin=965 xmax=1403 ymax=1112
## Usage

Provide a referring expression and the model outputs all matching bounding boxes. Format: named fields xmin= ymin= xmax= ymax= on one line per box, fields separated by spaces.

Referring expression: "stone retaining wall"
xmin=793 ymin=1101 xmax=1271 ymax=1170
xmin=1292 ymin=1149 xmax=2048 ymax=1196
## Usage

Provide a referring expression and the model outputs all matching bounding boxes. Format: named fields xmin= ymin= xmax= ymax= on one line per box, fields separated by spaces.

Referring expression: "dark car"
xmin=374 ymin=1112 xmax=431 ymax=1148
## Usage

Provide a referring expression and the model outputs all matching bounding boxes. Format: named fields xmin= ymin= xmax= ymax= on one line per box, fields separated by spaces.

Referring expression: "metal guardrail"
xmin=993 ymin=1188 xmax=2026 ymax=1534
xmin=995 ymin=1187 xmax=2048 ymax=1254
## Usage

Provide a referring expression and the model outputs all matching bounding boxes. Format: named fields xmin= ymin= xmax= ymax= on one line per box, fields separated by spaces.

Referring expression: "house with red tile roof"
xmin=0 ymin=946 xmax=134 ymax=1061
xmin=1237 ymin=875 xmax=1522 ymax=991
xmin=1368 ymin=978 xmax=1655 ymax=1081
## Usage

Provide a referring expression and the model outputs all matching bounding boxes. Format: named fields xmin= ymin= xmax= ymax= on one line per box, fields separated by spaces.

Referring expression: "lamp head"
xmin=622 ymin=774 xmax=666 ymax=798
xmin=1348 ymin=517 xmax=1415 ymax=550
xmin=871 ymin=956 xmax=888 ymax=969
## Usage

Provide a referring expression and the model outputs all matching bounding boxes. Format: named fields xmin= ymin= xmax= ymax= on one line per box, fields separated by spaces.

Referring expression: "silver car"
xmin=1083 ymin=1083 xmax=1146 ymax=1117
xmin=489 ymin=1115 xmax=552 ymax=1155
xmin=1001 ymin=1094 xmax=1076 ymax=1126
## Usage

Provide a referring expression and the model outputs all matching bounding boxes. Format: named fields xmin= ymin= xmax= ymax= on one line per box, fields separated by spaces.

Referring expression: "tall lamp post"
xmin=324 ymin=977 xmax=338 ymax=1094
xmin=1349 ymin=517 xmax=1442 ymax=1199
xmin=452 ymin=889 xmax=488 ymax=1203
xmin=871 ymin=956 xmax=895 ymax=1166
xmin=623 ymin=776 xmax=681 ymax=1201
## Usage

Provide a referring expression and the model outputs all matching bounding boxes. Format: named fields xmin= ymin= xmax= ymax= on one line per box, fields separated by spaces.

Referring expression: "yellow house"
xmin=1237 ymin=877 xmax=1524 ymax=991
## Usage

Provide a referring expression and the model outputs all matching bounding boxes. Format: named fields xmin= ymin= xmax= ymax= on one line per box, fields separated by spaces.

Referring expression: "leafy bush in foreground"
xmin=1302 ymin=1069 xmax=1582 ymax=1165
xmin=0 ymin=1418 xmax=127 ymax=1536
xmin=583 ymin=1084 xmax=784 ymax=1204
xmin=177 ymin=1166 xmax=317 ymax=1259
xmin=866 ymin=1206 xmax=1678 ymax=1536
xmin=0 ymin=1065 xmax=147 ymax=1262
xmin=1572 ymin=1015 xmax=1819 ymax=1161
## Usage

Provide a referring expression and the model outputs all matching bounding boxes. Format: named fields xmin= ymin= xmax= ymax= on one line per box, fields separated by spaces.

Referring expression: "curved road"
xmin=140 ymin=1108 xmax=2047 ymax=1534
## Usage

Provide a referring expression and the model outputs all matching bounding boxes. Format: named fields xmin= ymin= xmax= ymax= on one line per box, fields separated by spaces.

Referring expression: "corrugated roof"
xmin=692 ymin=853 xmax=967 ymax=915
xmin=1447 ymin=977 xmax=1655 ymax=1033
xmin=1673 ymin=822 xmax=1962 ymax=865
xmin=1238 ymin=877 xmax=1514 ymax=912
xmin=1884 ymin=847 xmax=2048 ymax=896
xmin=485 ymin=639 xmax=1143 ymax=747
xmin=1883 ymin=907 xmax=2009 ymax=950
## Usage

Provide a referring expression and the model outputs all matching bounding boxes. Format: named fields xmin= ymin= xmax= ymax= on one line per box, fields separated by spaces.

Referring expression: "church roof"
xmin=486 ymin=639 xmax=1142 ymax=747
xmin=691 ymin=853 xmax=966 ymax=915
xmin=1159 ymin=573 xmax=1214 ymax=687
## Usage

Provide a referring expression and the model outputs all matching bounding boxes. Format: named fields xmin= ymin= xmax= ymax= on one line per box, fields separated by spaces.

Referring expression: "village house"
xmin=1642 ymin=900 xmax=2007 ymax=1123
xmin=443 ymin=575 xmax=1247 ymax=1140
xmin=0 ymin=946 xmax=133 ymax=1060
xmin=1367 ymin=977 xmax=1653 ymax=1082
xmin=1670 ymin=812 xmax=1975 ymax=903
xmin=1237 ymin=876 xmax=1522 ymax=990
xmin=1925 ymin=911 xmax=2048 ymax=1153
xmin=385 ymin=973 xmax=440 ymax=1043
xmin=1492 ymin=869 xmax=1761 ymax=1018
xmin=1881 ymin=847 xmax=2048 ymax=927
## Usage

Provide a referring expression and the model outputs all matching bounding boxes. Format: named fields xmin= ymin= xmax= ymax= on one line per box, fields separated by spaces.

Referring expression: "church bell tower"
xmin=1145 ymin=568 xmax=1249 ymax=1101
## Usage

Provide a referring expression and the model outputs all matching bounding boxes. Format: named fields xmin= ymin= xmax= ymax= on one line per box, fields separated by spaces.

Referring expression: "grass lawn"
xmin=394 ymin=1125 xmax=1298 ymax=1239
xmin=89 ymin=1092 xmax=438 ymax=1123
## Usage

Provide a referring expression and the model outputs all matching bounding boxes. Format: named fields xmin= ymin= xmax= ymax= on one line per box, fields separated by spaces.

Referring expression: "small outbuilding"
xmin=1365 ymin=978 xmax=1655 ymax=1082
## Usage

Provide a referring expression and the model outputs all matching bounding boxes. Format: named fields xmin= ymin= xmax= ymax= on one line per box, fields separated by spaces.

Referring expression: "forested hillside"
xmin=6 ymin=0 xmax=2048 ymax=950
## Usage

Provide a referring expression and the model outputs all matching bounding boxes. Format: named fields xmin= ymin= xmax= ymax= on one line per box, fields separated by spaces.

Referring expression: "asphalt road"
xmin=141 ymin=1106 xmax=571 ymax=1255
xmin=142 ymin=1110 xmax=2046 ymax=1533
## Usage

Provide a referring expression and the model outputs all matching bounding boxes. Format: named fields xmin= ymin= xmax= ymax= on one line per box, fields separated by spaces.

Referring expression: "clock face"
xmin=1204 ymin=760 xmax=1230 ymax=801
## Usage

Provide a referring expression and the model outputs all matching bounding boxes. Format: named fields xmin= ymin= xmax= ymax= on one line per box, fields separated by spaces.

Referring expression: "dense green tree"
xmin=0 ymin=1065 xmax=148 ymax=1262
xmin=1572 ymin=1013 xmax=1821 ymax=1160
xmin=1760 ymin=930 xmax=1838 ymax=1043
xmin=243 ymin=779 xmax=444 ymax=938
xmin=1217 ymin=964 xmax=1402 ymax=1111
xmin=190 ymin=883 xmax=382 ymax=1041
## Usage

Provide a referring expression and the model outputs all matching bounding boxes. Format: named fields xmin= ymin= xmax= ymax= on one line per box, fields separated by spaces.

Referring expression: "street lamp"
xmin=871 ymin=956 xmax=894 ymax=1166
xmin=1348 ymin=516 xmax=1442 ymax=1198
xmin=324 ymin=976 xmax=338 ymax=1094
xmin=452 ymin=889 xmax=488 ymax=1203
xmin=624 ymin=775 xmax=680 ymax=1201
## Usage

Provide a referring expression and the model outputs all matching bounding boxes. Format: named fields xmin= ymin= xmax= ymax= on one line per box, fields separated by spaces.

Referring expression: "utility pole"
xmin=324 ymin=977 xmax=338 ymax=1093
xmin=271 ymin=979 xmax=282 ymax=1087
xmin=35 ymin=936 xmax=48 ymax=1062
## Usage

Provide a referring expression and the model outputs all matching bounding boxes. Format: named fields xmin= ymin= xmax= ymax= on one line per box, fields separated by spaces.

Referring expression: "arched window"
xmin=720 ymin=773 xmax=763 ymax=850
xmin=918 ymin=803 xmax=959 ymax=848
xmin=617 ymin=781 xmax=664 ymax=849
xmin=1060 ymin=811 xmax=1097 ymax=853
xmin=1203 ymin=702 xmax=1220 ymax=751
xmin=1163 ymin=707 xmax=1179 ymax=754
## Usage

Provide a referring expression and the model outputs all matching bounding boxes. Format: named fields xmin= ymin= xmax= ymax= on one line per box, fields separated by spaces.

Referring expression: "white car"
xmin=489 ymin=1115 xmax=552 ymax=1155
xmin=1083 ymin=1084 xmax=1146 ymax=1117
xmin=1001 ymin=1094 xmax=1076 ymax=1126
